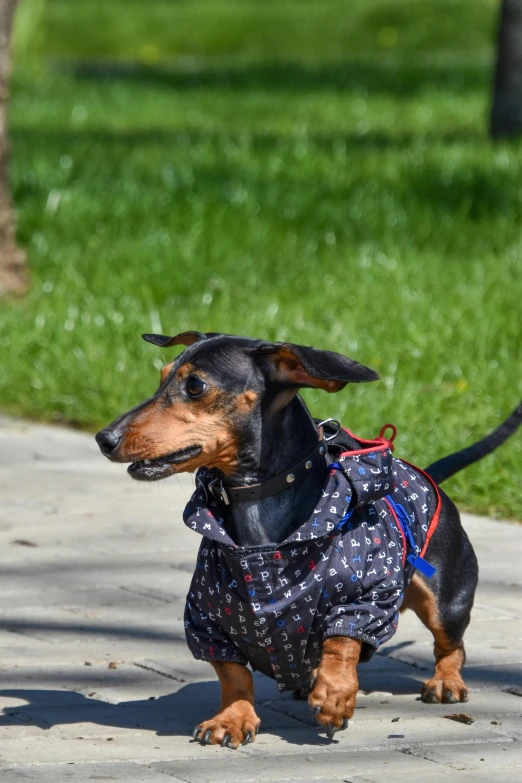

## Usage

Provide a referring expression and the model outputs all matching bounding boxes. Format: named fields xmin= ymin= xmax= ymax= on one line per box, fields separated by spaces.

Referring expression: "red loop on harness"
xmin=379 ymin=423 xmax=397 ymax=451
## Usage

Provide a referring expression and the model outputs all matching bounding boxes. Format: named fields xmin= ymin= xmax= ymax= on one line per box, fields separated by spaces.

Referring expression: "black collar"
xmin=208 ymin=436 xmax=328 ymax=505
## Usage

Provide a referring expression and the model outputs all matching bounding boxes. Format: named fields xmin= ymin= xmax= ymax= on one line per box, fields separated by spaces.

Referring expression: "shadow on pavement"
xmin=0 ymin=683 xmax=333 ymax=746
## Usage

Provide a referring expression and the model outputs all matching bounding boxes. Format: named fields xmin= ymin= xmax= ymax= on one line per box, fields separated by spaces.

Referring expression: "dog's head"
xmin=95 ymin=331 xmax=379 ymax=481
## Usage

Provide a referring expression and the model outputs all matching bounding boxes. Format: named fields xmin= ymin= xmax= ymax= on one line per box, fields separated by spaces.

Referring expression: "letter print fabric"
xmin=183 ymin=429 xmax=439 ymax=691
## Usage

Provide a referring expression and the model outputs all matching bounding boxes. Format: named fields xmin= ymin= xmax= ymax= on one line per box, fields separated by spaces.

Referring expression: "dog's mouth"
xmin=128 ymin=445 xmax=203 ymax=481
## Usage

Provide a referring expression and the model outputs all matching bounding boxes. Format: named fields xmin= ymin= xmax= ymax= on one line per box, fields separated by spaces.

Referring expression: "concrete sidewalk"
xmin=0 ymin=415 xmax=520 ymax=782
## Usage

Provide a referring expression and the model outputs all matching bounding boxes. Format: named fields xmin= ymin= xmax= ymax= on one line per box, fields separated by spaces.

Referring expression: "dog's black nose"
xmin=95 ymin=428 xmax=122 ymax=457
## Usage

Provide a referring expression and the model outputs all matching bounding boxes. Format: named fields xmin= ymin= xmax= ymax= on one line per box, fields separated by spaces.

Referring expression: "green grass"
xmin=2 ymin=0 xmax=521 ymax=519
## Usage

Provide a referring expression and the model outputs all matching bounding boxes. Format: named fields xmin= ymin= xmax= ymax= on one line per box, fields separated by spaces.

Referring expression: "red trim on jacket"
xmin=339 ymin=427 xmax=394 ymax=458
xmin=337 ymin=425 xmax=440 ymax=561
xmin=393 ymin=457 xmax=442 ymax=557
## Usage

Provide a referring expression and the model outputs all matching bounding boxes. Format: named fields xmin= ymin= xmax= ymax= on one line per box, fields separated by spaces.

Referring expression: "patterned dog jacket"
xmin=183 ymin=425 xmax=441 ymax=691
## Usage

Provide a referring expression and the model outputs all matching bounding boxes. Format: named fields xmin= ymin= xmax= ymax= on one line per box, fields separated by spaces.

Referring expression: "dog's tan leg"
xmin=308 ymin=637 xmax=361 ymax=738
xmin=193 ymin=662 xmax=261 ymax=748
xmin=403 ymin=574 xmax=469 ymax=703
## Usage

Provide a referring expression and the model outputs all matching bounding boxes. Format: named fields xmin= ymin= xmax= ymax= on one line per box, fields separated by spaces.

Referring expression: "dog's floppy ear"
xmin=142 ymin=331 xmax=206 ymax=347
xmin=256 ymin=342 xmax=379 ymax=393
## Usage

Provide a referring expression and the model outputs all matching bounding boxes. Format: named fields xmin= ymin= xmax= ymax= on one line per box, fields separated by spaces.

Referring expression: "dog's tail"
xmin=424 ymin=400 xmax=522 ymax=484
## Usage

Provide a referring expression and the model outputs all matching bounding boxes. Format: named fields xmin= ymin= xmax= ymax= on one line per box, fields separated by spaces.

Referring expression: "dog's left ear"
xmin=256 ymin=342 xmax=379 ymax=393
xmin=142 ymin=331 xmax=207 ymax=347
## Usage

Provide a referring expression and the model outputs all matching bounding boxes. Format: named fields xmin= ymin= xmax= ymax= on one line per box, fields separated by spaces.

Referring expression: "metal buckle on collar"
xmin=208 ymin=477 xmax=230 ymax=505
xmin=317 ymin=418 xmax=341 ymax=442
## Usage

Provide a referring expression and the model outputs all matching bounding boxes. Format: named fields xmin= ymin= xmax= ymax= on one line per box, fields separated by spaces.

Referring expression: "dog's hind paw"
xmin=421 ymin=678 xmax=469 ymax=704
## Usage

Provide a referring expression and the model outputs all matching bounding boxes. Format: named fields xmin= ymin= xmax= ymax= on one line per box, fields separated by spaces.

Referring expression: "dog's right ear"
xmin=142 ymin=331 xmax=206 ymax=347
xmin=255 ymin=342 xmax=379 ymax=393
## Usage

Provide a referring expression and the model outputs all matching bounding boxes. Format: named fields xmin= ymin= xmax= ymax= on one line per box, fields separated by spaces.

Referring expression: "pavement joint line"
xmin=103 ymin=735 xmax=519 ymax=764
xmin=379 ymin=658 xmax=429 ymax=670
xmin=400 ymin=661 xmax=522 ymax=668
xmin=400 ymin=745 xmax=447 ymax=766
xmin=246 ymin=736 xmax=518 ymax=756
xmin=145 ymin=766 xmax=193 ymax=782
xmin=0 ymin=619 xmax=184 ymax=641
xmin=374 ymin=655 xmax=430 ymax=671
xmin=466 ymin=661 xmax=522 ymax=667
xmin=133 ymin=662 xmax=188 ymax=683
xmin=429 ymin=685 xmax=522 ymax=692
xmin=259 ymin=700 xmax=314 ymax=726
xmin=168 ymin=564 xmax=196 ymax=574
xmin=120 ymin=586 xmax=177 ymax=604
xmin=503 ymin=687 xmax=522 ymax=696
xmin=484 ymin=729 xmax=522 ymax=742
xmin=473 ymin=603 xmax=522 ymax=620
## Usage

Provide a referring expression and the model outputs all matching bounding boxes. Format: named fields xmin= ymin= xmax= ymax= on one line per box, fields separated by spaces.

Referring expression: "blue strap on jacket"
xmin=385 ymin=495 xmax=437 ymax=578
xmin=330 ymin=459 xmax=436 ymax=577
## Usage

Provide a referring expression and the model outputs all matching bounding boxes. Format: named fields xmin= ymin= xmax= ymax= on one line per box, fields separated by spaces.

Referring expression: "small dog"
xmin=96 ymin=332 xmax=522 ymax=747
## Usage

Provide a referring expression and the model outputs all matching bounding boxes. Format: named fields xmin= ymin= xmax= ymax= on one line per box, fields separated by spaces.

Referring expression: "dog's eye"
xmin=186 ymin=375 xmax=207 ymax=398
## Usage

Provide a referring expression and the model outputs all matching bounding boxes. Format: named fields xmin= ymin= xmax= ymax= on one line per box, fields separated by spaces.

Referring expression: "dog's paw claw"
xmin=423 ymin=687 xmax=438 ymax=703
xmin=193 ymin=726 xmax=202 ymax=740
xmin=202 ymin=729 xmax=212 ymax=745
xmin=326 ymin=723 xmax=337 ymax=740
xmin=242 ymin=731 xmax=253 ymax=745
xmin=459 ymin=689 xmax=469 ymax=703
xmin=221 ymin=733 xmax=232 ymax=748
xmin=341 ymin=718 xmax=349 ymax=730
xmin=313 ymin=705 xmax=321 ymax=718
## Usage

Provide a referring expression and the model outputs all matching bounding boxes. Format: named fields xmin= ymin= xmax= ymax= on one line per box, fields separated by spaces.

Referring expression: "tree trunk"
xmin=491 ymin=0 xmax=522 ymax=139
xmin=0 ymin=0 xmax=28 ymax=296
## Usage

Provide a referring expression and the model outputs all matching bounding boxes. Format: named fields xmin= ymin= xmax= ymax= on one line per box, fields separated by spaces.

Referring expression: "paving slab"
xmin=0 ymin=416 xmax=521 ymax=782
xmin=0 ymin=764 xmax=184 ymax=782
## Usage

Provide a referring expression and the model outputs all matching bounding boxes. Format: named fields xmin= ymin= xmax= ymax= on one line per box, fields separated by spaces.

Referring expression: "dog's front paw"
xmin=308 ymin=672 xmax=357 ymax=740
xmin=193 ymin=701 xmax=261 ymax=749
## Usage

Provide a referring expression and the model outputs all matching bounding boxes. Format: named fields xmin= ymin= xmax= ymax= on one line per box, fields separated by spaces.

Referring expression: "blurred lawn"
xmin=1 ymin=0 xmax=521 ymax=518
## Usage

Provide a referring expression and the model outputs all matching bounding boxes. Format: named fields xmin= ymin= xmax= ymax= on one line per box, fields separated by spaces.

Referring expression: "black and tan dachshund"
xmin=96 ymin=332 xmax=522 ymax=748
